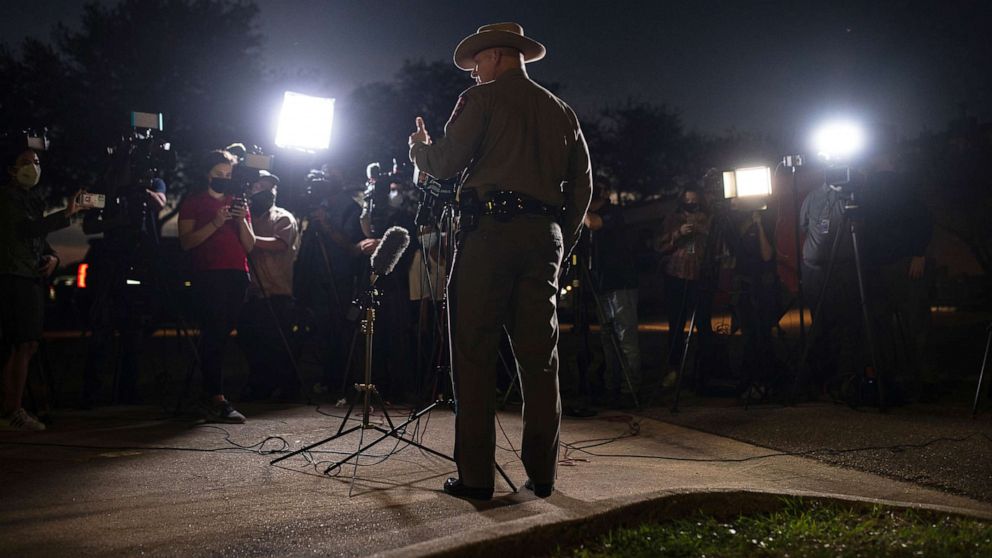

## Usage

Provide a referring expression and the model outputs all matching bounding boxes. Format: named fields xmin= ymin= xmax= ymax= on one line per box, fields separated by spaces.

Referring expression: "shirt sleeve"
xmin=562 ymin=106 xmax=593 ymax=252
xmin=273 ymin=213 xmax=300 ymax=253
xmin=409 ymin=88 xmax=487 ymax=180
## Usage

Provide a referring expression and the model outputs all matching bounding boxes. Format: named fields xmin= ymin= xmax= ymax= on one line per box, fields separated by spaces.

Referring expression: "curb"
xmin=379 ymin=488 xmax=992 ymax=558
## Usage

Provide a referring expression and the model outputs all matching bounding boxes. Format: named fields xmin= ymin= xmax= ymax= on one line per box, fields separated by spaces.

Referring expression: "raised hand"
xmin=409 ymin=116 xmax=431 ymax=147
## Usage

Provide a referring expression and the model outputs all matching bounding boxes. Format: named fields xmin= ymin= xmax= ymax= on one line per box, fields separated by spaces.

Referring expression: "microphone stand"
xmin=271 ymin=237 xmax=516 ymax=494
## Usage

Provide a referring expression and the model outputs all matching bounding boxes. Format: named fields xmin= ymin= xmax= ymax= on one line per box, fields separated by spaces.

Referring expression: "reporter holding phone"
xmin=0 ymin=142 xmax=87 ymax=431
xmin=178 ymin=149 xmax=255 ymax=423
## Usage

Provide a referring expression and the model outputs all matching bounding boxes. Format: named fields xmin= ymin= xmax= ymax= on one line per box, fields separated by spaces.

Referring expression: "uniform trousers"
xmin=448 ymin=215 xmax=563 ymax=489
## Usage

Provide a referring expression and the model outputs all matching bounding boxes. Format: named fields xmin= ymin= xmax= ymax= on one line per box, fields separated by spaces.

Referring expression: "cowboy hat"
xmin=453 ymin=22 xmax=546 ymax=71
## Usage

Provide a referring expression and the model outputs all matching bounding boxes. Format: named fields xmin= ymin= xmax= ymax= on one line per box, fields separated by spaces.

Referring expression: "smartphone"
xmin=75 ymin=192 xmax=106 ymax=209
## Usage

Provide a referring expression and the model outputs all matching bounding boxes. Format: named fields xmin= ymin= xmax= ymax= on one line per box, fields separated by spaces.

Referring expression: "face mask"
xmin=250 ymin=190 xmax=275 ymax=211
xmin=210 ymin=177 xmax=233 ymax=194
xmin=15 ymin=163 xmax=41 ymax=188
xmin=683 ymin=203 xmax=699 ymax=213
xmin=388 ymin=189 xmax=404 ymax=209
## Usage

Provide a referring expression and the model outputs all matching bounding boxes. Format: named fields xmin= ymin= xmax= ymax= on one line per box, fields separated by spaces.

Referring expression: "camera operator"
xmin=178 ymin=149 xmax=255 ymax=423
xmin=236 ymin=171 xmax=301 ymax=401
xmin=294 ymin=169 xmax=371 ymax=398
xmin=81 ymin=140 xmax=168 ymax=406
xmin=657 ymin=186 xmax=714 ymax=387
xmin=727 ymin=205 xmax=782 ymax=397
xmin=1 ymin=141 xmax=88 ymax=430
xmin=799 ymin=168 xmax=861 ymax=397
xmin=862 ymin=147 xmax=936 ymax=403
xmin=584 ymin=182 xmax=641 ymax=408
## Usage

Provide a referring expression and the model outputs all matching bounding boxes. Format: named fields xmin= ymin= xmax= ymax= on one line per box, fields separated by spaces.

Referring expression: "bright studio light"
xmin=812 ymin=120 xmax=865 ymax=160
xmin=723 ymin=166 xmax=772 ymax=199
xmin=274 ymin=91 xmax=335 ymax=152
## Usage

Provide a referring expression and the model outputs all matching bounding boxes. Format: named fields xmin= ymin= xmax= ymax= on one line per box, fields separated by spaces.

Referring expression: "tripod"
xmin=972 ymin=322 xmax=992 ymax=417
xmin=568 ymin=244 xmax=640 ymax=410
xmin=271 ymin=279 xmax=516 ymax=491
xmin=794 ymin=193 xmax=887 ymax=411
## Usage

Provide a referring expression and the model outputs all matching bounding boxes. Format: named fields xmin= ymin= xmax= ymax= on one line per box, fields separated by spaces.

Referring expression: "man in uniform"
xmin=408 ymin=22 xmax=592 ymax=500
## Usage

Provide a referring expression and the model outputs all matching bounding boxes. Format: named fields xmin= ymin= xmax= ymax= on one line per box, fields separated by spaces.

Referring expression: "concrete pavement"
xmin=1 ymin=402 xmax=989 ymax=557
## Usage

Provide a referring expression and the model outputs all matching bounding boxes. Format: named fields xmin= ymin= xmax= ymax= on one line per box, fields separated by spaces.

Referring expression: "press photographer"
xmin=236 ymin=169 xmax=302 ymax=401
xmin=1 ymin=133 xmax=89 ymax=430
xmin=81 ymin=127 xmax=171 ymax=405
xmin=178 ymin=149 xmax=255 ymax=423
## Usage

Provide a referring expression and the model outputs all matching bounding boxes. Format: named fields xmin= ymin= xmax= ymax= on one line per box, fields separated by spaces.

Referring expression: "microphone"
xmin=370 ymin=226 xmax=410 ymax=284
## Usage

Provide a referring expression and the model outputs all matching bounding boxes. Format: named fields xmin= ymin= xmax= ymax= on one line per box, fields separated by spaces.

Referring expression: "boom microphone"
xmin=370 ymin=226 xmax=410 ymax=282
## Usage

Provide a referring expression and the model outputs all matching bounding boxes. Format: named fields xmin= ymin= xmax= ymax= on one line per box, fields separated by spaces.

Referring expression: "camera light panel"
xmin=723 ymin=166 xmax=771 ymax=199
xmin=275 ymin=91 xmax=335 ymax=152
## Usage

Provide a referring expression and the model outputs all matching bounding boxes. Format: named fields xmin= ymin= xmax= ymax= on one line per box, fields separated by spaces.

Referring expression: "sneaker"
xmin=4 ymin=408 xmax=46 ymax=431
xmin=208 ymin=400 xmax=246 ymax=424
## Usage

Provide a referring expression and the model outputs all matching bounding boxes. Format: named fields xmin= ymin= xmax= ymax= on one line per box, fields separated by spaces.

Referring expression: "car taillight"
xmin=77 ymin=263 xmax=89 ymax=289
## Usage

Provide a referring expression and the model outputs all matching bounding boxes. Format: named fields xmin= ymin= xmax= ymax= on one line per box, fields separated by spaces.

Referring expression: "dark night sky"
xmin=3 ymin=0 xmax=989 ymax=142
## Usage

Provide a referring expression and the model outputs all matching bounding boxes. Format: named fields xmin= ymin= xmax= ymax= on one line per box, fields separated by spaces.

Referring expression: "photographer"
xmin=294 ymin=169 xmax=370 ymax=398
xmin=657 ymin=186 xmax=714 ymax=386
xmin=178 ymin=149 xmax=254 ymax=423
xmin=727 ymin=207 xmax=782 ymax=397
xmin=799 ymin=170 xmax=861 ymax=396
xmin=81 ymin=141 xmax=168 ymax=405
xmin=584 ymin=183 xmax=641 ymax=408
xmin=1 ymin=142 xmax=87 ymax=430
xmin=236 ymin=171 xmax=301 ymax=401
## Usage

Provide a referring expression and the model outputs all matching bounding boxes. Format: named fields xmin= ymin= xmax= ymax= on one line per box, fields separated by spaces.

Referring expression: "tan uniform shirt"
xmin=409 ymin=67 xmax=592 ymax=245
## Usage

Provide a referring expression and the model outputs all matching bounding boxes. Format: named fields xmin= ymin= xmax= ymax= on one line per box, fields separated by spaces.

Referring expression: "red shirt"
xmin=179 ymin=190 xmax=250 ymax=272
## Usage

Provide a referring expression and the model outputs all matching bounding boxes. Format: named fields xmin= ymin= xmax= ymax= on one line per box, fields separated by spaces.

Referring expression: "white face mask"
xmin=15 ymin=163 xmax=41 ymax=188
xmin=388 ymin=189 xmax=404 ymax=208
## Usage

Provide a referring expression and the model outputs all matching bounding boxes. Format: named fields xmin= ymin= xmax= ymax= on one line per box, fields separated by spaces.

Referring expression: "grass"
xmin=556 ymin=498 xmax=992 ymax=558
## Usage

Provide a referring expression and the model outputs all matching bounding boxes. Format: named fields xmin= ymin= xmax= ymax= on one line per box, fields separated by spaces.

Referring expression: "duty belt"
xmin=456 ymin=189 xmax=563 ymax=232
xmin=471 ymin=190 xmax=563 ymax=221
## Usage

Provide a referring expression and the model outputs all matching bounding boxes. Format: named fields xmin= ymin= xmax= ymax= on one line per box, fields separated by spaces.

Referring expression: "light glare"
xmin=812 ymin=121 xmax=865 ymax=160
xmin=275 ymin=91 xmax=335 ymax=152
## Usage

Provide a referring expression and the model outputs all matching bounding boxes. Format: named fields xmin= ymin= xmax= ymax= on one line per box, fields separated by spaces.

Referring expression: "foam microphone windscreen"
xmin=370 ymin=226 xmax=410 ymax=276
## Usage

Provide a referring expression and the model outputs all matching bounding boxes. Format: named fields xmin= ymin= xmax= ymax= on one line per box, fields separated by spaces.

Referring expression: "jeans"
xmin=598 ymin=288 xmax=642 ymax=394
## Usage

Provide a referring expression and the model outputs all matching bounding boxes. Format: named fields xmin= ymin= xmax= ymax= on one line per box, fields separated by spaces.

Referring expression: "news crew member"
xmin=237 ymin=171 xmax=301 ymax=400
xmin=178 ymin=150 xmax=254 ymax=423
xmin=1 ymin=143 xmax=87 ymax=430
xmin=409 ymin=23 xmax=592 ymax=500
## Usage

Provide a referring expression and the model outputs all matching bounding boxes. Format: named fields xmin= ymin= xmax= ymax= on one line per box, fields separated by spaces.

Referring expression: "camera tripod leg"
xmin=972 ymin=324 xmax=992 ymax=417
xmin=671 ymin=306 xmax=697 ymax=414
xmin=849 ymin=221 xmax=886 ymax=411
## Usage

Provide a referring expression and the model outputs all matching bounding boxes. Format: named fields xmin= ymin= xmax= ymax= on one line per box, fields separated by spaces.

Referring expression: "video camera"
xmin=110 ymin=112 xmax=176 ymax=191
xmin=84 ymin=112 xmax=174 ymax=237
xmin=225 ymin=143 xmax=274 ymax=211
xmin=364 ymin=159 xmax=421 ymax=236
